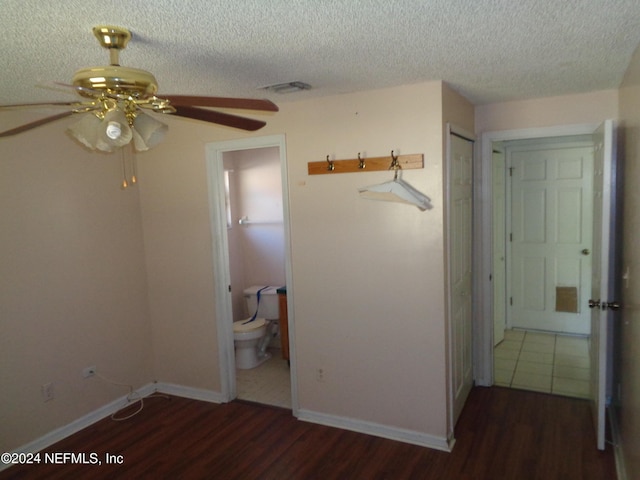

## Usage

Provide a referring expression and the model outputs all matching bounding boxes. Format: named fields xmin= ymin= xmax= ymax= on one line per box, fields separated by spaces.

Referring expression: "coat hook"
xmin=326 ymin=155 xmax=335 ymax=171
xmin=358 ymin=152 xmax=366 ymax=169
xmin=389 ymin=150 xmax=401 ymax=179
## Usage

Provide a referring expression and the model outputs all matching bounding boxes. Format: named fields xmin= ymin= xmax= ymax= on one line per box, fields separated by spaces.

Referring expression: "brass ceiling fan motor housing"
xmin=72 ymin=26 xmax=159 ymax=99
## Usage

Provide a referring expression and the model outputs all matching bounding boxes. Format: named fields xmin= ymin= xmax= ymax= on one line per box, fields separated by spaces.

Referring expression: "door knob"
xmin=588 ymin=299 xmax=601 ymax=309
xmin=581 ymin=249 xmax=590 ymax=255
xmin=604 ymin=301 xmax=621 ymax=311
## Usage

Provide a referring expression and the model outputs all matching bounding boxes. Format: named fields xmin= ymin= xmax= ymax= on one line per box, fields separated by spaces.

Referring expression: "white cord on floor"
xmin=94 ymin=372 xmax=170 ymax=421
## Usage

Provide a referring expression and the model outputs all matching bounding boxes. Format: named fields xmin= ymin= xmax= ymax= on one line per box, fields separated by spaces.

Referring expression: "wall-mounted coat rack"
xmin=308 ymin=151 xmax=423 ymax=175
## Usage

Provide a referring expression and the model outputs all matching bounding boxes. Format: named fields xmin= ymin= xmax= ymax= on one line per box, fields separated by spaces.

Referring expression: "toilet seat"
xmin=233 ymin=317 xmax=266 ymax=333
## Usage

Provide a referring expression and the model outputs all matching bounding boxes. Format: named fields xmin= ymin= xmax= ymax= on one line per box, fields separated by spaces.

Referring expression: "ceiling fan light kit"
xmin=67 ymin=106 xmax=168 ymax=153
xmin=1 ymin=25 xmax=279 ymax=186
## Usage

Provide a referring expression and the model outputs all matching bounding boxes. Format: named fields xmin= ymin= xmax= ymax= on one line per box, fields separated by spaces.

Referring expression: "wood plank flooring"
xmin=0 ymin=386 xmax=617 ymax=480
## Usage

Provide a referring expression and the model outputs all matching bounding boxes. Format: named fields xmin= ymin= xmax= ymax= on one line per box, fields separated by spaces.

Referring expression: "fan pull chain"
xmin=130 ymin=147 xmax=138 ymax=185
xmin=120 ymin=147 xmax=129 ymax=189
xmin=120 ymin=145 xmax=138 ymax=189
xmin=120 ymin=148 xmax=129 ymax=190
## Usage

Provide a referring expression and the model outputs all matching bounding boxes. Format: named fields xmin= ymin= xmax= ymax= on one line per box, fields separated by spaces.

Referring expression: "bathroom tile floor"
xmin=236 ymin=348 xmax=291 ymax=409
xmin=494 ymin=330 xmax=591 ymax=399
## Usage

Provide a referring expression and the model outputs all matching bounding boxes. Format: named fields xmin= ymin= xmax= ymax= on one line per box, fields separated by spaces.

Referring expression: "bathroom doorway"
xmin=206 ymin=135 xmax=296 ymax=412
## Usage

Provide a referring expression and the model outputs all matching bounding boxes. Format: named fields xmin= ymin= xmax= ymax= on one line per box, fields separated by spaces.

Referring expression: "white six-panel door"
xmin=508 ymin=140 xmax=594 ymax=334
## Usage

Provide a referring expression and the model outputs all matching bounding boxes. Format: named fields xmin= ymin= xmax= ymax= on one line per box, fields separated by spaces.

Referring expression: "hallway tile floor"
xmin=236 ymin=348 xmax=291 ymax=409
xmin=494 ymin=330 xmax=590 ymax=399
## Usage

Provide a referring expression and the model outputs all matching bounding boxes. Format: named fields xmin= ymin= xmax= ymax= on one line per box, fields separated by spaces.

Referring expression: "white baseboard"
xmin=297 ymin=408 xmax=453 ymax=452
xmin=609 ymin=407 xmax=627 ymax=480
xmin=1 ymin=382 xmax=156 ymax=472
xmin=154 ymin=382 xmax=225 ymax=404
xmin=1 ymin=382 xmax=225 ymax=473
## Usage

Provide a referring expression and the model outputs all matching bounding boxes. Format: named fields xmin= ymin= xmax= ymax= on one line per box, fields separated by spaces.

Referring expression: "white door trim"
xmin=474 ymin=123 xmax=599 ymax=386
xmin=205 ymin=135 xmax=298 ymax=415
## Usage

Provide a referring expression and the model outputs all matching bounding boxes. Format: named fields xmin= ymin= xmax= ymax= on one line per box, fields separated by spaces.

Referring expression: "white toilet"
xmin=233 ymin=286 xmax=279 ymax=369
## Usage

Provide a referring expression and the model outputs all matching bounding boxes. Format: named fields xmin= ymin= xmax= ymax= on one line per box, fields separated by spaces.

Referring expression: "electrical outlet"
xmin=316 ymin=368 xmax=325 ymax=382
xmin=41 ymin=383 xmax=54 ymax=402
xmin=82 ymin=366 xmax=96 ymax=378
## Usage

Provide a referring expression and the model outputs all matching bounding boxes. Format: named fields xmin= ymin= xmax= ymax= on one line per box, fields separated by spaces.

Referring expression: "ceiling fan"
xmin=0 ymin=25 xmax=279 ymax=151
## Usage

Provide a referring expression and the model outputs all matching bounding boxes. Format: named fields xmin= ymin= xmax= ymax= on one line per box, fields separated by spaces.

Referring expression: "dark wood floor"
xmin=1 ymin=386 xmax=617 ymax=480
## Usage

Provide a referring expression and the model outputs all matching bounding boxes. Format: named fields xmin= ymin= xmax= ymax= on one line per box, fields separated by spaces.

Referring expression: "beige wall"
xmin=139 ymin=81 xmax=471 ymax=441
xmin=475 ymin=89 xmax=619 ymax=133
xmin=224 ymin=151 xmax=247 ymax=322
xmin=443 ymin=83 xmax=475 ymax=134
xmin=231 ymin=148 xmax=285 ymax=289
xmin=0 ymin=118 xmax=154 ymax=452
xmin=618 ymin=42 xmax=640 ymax=480
xmin=137 ymin=128 xmax=222 ymax=391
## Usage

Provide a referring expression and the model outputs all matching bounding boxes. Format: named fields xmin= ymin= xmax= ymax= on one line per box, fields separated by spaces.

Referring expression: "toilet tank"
xmin=243 ymin=286 xmax=279 ymax=319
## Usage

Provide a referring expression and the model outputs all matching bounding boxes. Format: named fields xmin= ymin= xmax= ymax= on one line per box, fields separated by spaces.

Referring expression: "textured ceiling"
xmin=1 ymin=0 xmax=640 ymax=107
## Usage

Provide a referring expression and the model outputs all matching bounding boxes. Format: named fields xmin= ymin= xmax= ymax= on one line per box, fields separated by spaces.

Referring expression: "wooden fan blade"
xmin=171 ymin=106 xmax=267 ymax=131
xmin=0 ymin=102 xmax=80 ymax=109
xmin=0 ymin=111 xmax=75 ymax=137
xmin=163 ymin=95 xmax=278 ymax=112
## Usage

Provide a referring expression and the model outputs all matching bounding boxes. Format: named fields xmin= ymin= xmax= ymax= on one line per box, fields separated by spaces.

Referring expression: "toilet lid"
xmin=233 ymin=317 xmax=266 ymax=333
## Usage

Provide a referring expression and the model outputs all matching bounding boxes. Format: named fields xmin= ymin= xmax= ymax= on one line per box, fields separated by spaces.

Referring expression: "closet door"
xmin=447 ymin=127 xmax=474 ymax=426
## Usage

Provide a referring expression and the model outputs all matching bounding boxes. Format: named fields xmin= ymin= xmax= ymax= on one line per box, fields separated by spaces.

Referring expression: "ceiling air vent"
xmin=260 ymin=81 xmax=311 ymax=94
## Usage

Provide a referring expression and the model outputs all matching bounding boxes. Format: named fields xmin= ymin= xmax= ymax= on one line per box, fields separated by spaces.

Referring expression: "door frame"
xmin=474 ymin=123 xmax=600 ymax=386
xmin=205 ymin=134 xmax=298 ymax=415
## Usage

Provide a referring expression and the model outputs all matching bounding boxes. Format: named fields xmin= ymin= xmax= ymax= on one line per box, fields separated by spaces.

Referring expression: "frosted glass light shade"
xmin=95 ymin=109 xmax=132 ymax=151
xmin=68 ymin=110 xmax=132 ymax=152
xmin=67 ymin=113 xmax=103 ymax=149
xmin=132 ymin=112 xmax=167 ymax=151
